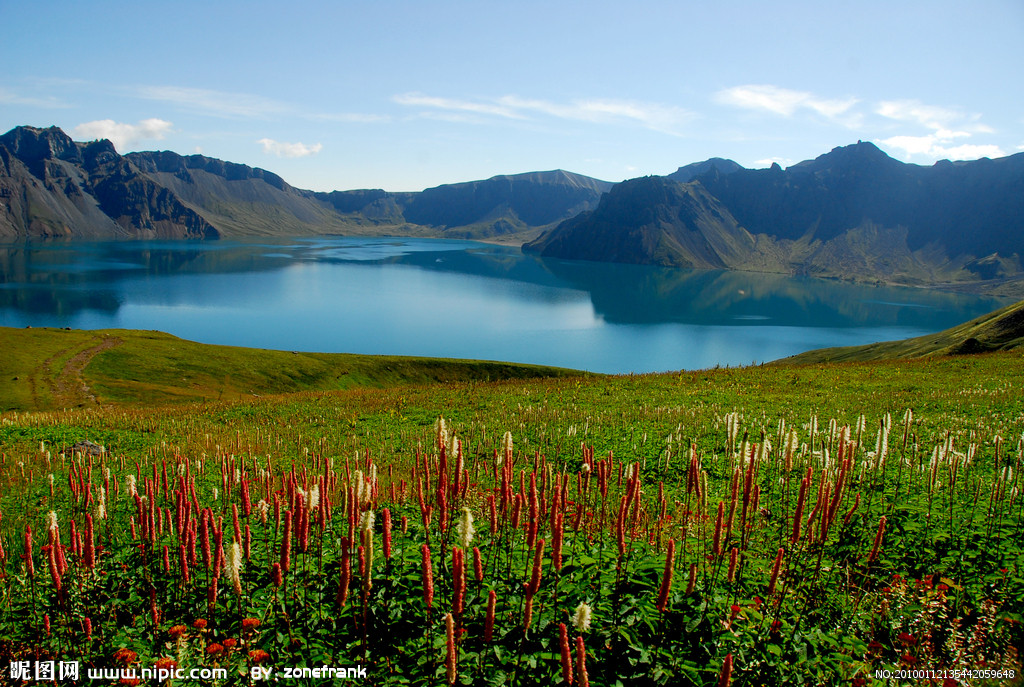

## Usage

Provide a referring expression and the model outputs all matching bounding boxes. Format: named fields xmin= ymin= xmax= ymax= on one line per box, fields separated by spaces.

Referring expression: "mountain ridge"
xmin=0 ymin=125 xmax=612 ymax=241
xmin=525 ymin=141 xmax=1024 ymax=296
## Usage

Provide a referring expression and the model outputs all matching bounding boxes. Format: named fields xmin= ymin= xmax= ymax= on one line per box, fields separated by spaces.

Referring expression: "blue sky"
xmin=3 ymin=0 xmax=1022 ymax=192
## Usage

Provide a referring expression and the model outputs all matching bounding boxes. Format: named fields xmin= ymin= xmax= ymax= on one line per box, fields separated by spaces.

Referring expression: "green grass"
xmin=0 ymin=326 xmax=586 ymax=411
xmin=0 ymin=327 xmax=104 ymax=410
xmin=3 ymin=341 xmax=1021 ymax=468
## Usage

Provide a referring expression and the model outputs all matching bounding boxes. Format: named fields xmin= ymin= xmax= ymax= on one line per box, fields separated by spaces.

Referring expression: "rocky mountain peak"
xmin=788 ymin=140 xmax=898 ymax=174
xmin=0 ymin=125 xmax=83 ymax=170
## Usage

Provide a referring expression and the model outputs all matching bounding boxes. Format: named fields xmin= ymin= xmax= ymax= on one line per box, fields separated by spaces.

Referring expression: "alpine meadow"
xmin=0 ymin=323 xmax=1022 ymax=685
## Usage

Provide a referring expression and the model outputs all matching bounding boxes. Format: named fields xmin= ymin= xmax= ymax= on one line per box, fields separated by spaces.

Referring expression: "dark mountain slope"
xmin=314 ymin=188 xmax=413 ymax=225
xmin=526 ymin=142 xmax=1024 ymax=294
xmin=402 ymin=170 xmax=614 ymax=238
xmin=126 ymin=150 xmax=365 ymax=236
xmin=524 ymin=175 xmax=787 ymax=271
xmin=699 ymin=142 xmax=1024 ymax=258
xmin=700 ymin=142 xmax=914 ymax=243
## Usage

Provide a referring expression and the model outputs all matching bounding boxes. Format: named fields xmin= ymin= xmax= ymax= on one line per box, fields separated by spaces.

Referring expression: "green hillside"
xmin=779 ymin=298 xmax=1024 ymax=364
xmin=0 ymin=326 xmax=583 ymax=411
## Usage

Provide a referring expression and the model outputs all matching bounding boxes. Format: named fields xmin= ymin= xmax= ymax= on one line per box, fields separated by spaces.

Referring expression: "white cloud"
xmin=875 ymin=99 xmax=1003 ymax=161
xmin=137 ymin=85 xmax=386 ymax=124
xmin=878 ymin=133 xmax=1005 ymax=161
xmin=715 ymin=84 xmax=859 ymax=126
xmin=257 ymin=138 xmax=323 ymax=158
xmin=716 ymin=84 xmax=806 ymax=116
xmin=393 ymin=93 xmax=524 ymax=119
xmin=878 ymin=134 xmax=938 ymax=156
xmin=393 ymin=92 xmax=694 ymax=135
xmin=499 ymin=96 xmax=694 ymax=135
xmin=875 ymin=100 xmax=963 ymax=130
xmin=938 ymin=143 xmax=1006 ymax=160
xmin=753 ymin=157 xmax=792 ymax=168
xmin=71 ymin=118 xmax=174 ymax=151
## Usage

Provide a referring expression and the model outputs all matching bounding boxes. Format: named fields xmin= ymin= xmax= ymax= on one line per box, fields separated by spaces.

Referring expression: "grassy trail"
xmin=14 ymin=329 xmax=123 ymax=410
xmin=49 ymin=334 xmax=123 ymax=407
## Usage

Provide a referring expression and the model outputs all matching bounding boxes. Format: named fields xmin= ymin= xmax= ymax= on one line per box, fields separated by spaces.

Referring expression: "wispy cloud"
xmin=501 ymin=96 xmax=694 ymax=134
xmin=393 ymin=92 xmax=694 ymax=135
xmin=71 ymin=118 xmax=174 ymax=151
xmin=0 ymin=86 xmax=71 ymax=109
xmin=393 ymin=93 xmax=525 ymax=120
xmin=878 ymin=134 xmax=1005 ymax=161
xmin=135 ymin=86 xmax=291 ymax=119
xmin=133 ymin=85 xmax=387 ymax=125
xmin=311 ymin=112 xmax=391 ymax=124
xmin=876 ymin=100 xmax=965 ymax=130
xmin=714 ymin=88 xmax=1003 ymax=161
xmin=715 ymin=84 xmax=860 ymax=127
xmin=257 ymin=138 xmax=323 ymax=158
xmin=875 ymin=99 xmax=1004 ymax=160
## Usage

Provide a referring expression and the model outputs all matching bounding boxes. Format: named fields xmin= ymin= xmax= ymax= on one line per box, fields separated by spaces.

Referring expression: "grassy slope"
xmin=2 ymin=348 xmax=1021 ymax=472
xmin=777 ymin=298 xmax=1024 ymax=365
xmin=3 ymin=340 xmax=1022 ymax=683
xmin=0 ymin=326 xmax=584 ymax=411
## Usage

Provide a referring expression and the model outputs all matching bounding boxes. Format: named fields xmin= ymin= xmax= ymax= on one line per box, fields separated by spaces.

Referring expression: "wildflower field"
xmin=1 ymin=351 xmax=1023 ymax=686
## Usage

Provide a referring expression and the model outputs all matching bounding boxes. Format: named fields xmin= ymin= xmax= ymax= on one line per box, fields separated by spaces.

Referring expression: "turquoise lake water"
xmin=0 ymin=237 xmax=1010 ymax=374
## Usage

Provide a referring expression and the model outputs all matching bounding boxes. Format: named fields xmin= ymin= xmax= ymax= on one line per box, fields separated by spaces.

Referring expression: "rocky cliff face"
xmin=125 ymin=149 xmax=360 ymax=236
xmin=0 ymin=126 xmax=217 ymax=239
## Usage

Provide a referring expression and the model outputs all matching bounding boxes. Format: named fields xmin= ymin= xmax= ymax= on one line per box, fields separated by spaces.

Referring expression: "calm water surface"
xmin=0 ymin=237 xmax=1011 ymax=373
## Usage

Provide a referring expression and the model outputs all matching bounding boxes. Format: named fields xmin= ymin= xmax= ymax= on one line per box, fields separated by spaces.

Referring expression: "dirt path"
xmin=48 ymin=335 xmax=122 ymax=408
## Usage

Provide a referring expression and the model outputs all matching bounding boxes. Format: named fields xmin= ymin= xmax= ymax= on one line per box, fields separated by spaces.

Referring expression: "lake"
xmin=0 ymin=237 xmax=1011 ymax=374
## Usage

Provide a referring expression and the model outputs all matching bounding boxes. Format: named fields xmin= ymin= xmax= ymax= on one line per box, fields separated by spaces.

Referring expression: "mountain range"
xmin=525 ymin=141 xmax=1024 ymax=295
xmin=0 ymin=125 xmax=612 ymax=242
xmin=2 ymin=125 xmax=1022 ymax=295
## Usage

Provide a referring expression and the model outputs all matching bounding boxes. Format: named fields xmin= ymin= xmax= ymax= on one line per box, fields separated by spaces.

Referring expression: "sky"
xmin=3 ymin=0 xmax=1022 ymax=193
